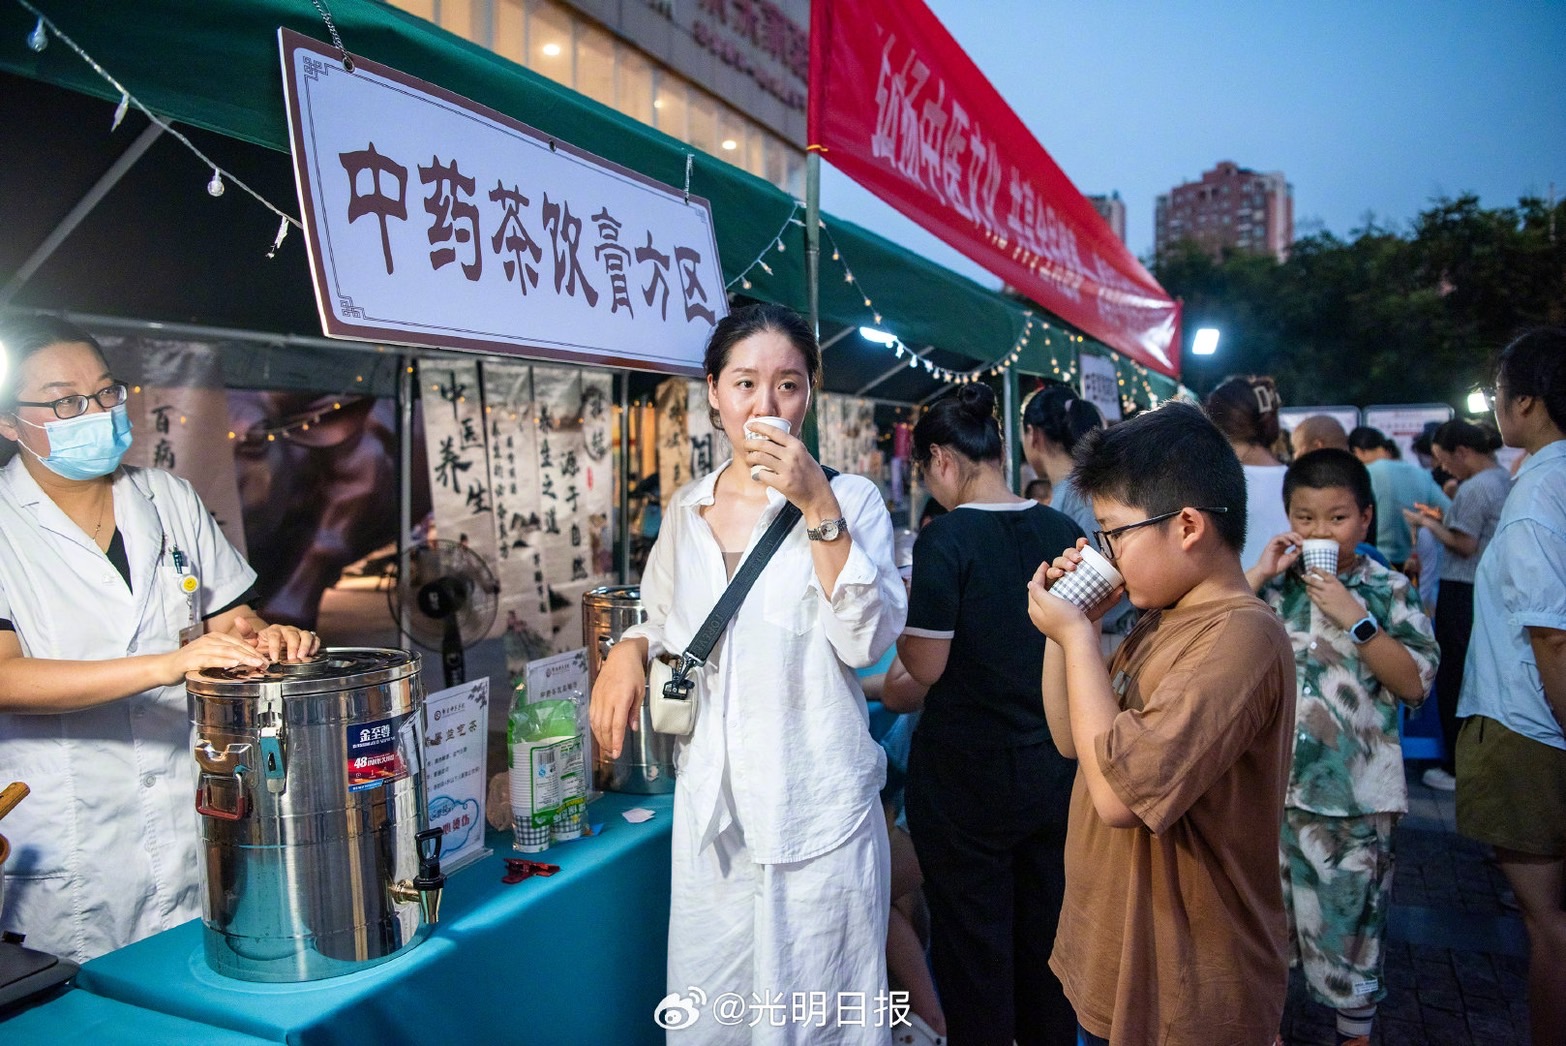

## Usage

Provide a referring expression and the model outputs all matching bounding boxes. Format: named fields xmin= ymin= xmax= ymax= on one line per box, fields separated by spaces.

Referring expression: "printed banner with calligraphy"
xmin=809 ymin=0 xmax=1181 ymax=377
xmin=685 ymin=381 xmax=731 ymax=484
xmin=530 ymin=366 xmax=601 ymax=652
xmin=418 ymin=359 xmax=503 ymax=639
xmin=817 ymin=392 xmax=884 ymax=487
xmin=480 ymin=362 xmax=553 ymax=677
xmin=655 ymin=378 xmax=693 ymax=502
xmin=281 ymin=29 xmax=726 ymax=374
xmin=99 ymin=337 xmax=247 ymax=556
xmin=578 ymin=372 xmax=616 ymax=587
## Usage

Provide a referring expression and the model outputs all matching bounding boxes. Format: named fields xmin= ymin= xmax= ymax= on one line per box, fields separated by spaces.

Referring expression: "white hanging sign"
xmin=1078 ymin=353 xmax=1123 ymax=423
xmin=280 ymin=29 xmax=725 ymax=374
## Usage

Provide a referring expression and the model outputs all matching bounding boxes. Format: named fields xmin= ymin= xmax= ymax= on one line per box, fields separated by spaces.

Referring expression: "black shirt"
xmin=905 ymin=501 xmax=1084 ymax=746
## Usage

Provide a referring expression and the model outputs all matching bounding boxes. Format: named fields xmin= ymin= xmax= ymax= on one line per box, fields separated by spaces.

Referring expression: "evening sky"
xmin=817 ymin=1 xmax=1566 ymax=284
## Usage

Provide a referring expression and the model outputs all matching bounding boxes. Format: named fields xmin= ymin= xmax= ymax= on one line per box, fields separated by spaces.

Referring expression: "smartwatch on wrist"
xmin=1349 ymin=615 xmax=1380 ymax=645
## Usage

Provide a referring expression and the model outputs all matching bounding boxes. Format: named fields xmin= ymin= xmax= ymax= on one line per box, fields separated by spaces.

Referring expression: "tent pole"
xmin=806 ymin=153 xmax=821 ymax=338
xmin=819 ymin=324 xmax=854 ymax=352
xmin=802 ymin=151 xmax=823 ymax=458
xmin=398 ymin=354 xmax=414 ymax=645
xmin=1003 ymin=365 xmax=1017 ymax=490
xmin=0 ymin=122 xmax=164 ymax=307
xmin=617 ymin=372 xmax=631 ymax=584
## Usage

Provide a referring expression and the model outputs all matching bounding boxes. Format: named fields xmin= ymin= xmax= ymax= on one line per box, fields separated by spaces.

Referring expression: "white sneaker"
xmin=1422 ymin=767 xmax=1457 ymax=791
xmin=891 ymin=1013 xmax=946 ymax=1046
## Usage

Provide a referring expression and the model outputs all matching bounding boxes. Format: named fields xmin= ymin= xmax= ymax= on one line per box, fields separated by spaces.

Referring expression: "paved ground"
xmin=1279 ymin=765 xmax=1531 ymax=1045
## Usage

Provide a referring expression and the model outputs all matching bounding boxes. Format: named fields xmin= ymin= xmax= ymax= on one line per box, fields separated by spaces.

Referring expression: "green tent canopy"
xmin=0 ymin=0 xmax=1178 ymax=407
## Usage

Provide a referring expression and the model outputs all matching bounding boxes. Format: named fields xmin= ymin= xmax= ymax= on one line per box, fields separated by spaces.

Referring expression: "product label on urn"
xmin=347 ymin=716 xmax=410 ymax=792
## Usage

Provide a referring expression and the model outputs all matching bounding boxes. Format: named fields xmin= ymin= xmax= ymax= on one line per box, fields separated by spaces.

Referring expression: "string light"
xmin=14 ymin=0 xmax=302 ymax=254
xmin=724 ymin=202 xmax=801 ymax=290
xmin=719 ymin=202 xmax=1181 ymax=404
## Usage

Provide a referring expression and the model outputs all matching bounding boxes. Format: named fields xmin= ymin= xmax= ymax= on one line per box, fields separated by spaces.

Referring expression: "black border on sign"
xmin=278 ymin=27 xmax=718 ymax=377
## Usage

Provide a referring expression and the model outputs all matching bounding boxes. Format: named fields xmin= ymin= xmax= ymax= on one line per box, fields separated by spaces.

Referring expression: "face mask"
xmin=17 ymin=404 xmax=134 ymax=480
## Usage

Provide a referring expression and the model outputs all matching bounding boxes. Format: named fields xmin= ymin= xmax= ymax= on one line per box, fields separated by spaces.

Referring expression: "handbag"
xmin=648 ymin=468 xmax=837 ymax=736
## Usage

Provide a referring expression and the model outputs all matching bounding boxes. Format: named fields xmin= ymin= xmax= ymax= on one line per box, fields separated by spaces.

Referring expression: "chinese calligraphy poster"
xmin=480 ymin=361 xmax=552 ymax=676
xmin=817 ymin=392 xmax=885 ymax=487
xmin=656 ymin=377 xmax=691 ymax=504
xmin=100 ymin=337 xmax=247 ymax=556
xmin=419 ymin=358 xmax=502 ymax=638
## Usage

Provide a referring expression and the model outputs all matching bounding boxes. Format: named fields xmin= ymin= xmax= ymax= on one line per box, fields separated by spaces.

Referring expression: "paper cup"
xmin=1048 ymin=544 xmax=1124 ymax=613
xmin=1301 ymin=539 xmax=1339 ymax=576
xmin=744 ymin=416 xmax=791 ymax=441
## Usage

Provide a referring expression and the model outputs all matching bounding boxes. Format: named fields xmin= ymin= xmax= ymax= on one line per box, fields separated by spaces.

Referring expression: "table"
xmin=3 ymin=791 xmax=673 ymax=1046
xmin=0 ymin=990 xmax=279 ymax=1045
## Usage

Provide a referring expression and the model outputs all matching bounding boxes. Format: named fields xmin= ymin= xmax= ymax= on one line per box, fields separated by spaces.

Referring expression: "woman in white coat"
xmin=0 ymin=317 xmax=317 ymax=963
xmin=590 ymin=304 xmax=906 ymax=1044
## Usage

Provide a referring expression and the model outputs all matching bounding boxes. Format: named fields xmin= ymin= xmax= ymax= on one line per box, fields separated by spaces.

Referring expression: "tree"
xmin=1155 ymin=195 xmax=1566 ymax=408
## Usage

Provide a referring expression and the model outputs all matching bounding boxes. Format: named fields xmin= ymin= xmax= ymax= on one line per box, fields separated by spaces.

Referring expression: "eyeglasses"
xmin=11 ymin=382 xmax=129 ymax=420
xmin=1094 ymin=506 xmax=1229 ymax=562
xmin=1471 ymin=385 xmax=1497 ymax=412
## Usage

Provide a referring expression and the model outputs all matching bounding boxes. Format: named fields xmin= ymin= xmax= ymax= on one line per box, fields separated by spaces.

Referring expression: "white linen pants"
xmin=666 ymin=789 xmax=891 ymax=1045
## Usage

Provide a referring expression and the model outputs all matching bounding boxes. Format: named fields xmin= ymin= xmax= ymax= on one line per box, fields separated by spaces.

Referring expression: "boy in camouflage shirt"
xmin=1247 ymin=449 xmax=1439 ymax=1046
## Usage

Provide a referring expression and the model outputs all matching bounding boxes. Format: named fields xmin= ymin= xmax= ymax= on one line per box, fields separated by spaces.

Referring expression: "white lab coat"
xmin=0 ymin=458 xmax=254 ymax=962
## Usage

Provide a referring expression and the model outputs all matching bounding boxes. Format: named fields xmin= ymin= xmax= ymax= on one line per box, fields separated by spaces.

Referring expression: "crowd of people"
xmin=590 ymin=308 xmax=1562 ymax=1046
xmin=3 ymin=305 xmax=1558 ymax=1045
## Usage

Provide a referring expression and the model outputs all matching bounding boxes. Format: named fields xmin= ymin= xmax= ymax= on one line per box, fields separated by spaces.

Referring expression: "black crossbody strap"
xmin=680 ymin=467 xmax=839 ymax=669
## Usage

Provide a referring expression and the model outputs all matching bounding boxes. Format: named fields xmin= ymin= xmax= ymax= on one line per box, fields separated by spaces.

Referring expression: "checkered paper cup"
xmin=1301 ymin=539 xmax=1339 ymax=576
xmin=1047 ymin=544 xmax=1124 ymax=613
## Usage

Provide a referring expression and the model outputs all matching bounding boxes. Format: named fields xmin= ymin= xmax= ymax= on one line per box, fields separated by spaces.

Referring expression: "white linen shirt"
xmin=1458 ymin=440 xmax=1566 ymax=749
xmin=622 ymin=461 xmax=905 ymax=863
xmin=0 ymin=459 xmax=256 ymax=962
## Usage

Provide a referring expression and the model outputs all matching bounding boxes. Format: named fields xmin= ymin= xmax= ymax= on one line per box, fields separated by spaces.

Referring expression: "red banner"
xmin=809 ymin=0 xmax=1181 ymax=378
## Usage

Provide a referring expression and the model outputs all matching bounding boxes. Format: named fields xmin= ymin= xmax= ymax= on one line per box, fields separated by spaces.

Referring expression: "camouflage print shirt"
xmin=1261 ymin=558 xmax=1439 ymax=816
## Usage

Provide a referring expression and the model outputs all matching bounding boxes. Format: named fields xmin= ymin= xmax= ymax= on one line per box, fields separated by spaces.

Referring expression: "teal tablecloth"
xmin=1 ymin=989 xmax=279 ymax=1045
xmin=17 ymin=791 xmax=673 ymax=1046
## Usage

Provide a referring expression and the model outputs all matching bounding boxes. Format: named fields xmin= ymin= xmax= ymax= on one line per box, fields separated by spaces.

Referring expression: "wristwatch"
xmin=1349 ymin=615 xmax=1380 ymax=645
xmin=806 ymin=517 xmax=848 ymax=542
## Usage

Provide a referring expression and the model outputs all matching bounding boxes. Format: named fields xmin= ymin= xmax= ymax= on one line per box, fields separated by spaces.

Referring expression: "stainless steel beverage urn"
xmin=187 ymin=648 xmax=445 ymax=982
xmin=583 ymin=586 xmax=676 ymax=794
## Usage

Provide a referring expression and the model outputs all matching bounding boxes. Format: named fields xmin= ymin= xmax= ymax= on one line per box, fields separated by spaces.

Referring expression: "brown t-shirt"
xmin=1049 ymin=594 xmax=1296 ymax=1045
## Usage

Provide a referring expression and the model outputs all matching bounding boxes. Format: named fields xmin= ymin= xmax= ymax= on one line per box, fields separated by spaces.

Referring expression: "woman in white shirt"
xmin=0 ymin=317 xmax=317 ymax=962
xmin=1204 ymin=374 xmax=1291 ymax=572
xmin=590 ymin=304 xmax=906 ymax=1044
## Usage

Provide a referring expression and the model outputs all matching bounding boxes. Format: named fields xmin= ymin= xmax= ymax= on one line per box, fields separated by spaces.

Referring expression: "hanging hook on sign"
xmin=308 ymin=0 xmax=355 ymax=72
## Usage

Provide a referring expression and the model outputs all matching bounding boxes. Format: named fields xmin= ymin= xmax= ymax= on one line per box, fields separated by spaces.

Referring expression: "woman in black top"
xmin=898 ymin=383 xmax=1083 ymax=1045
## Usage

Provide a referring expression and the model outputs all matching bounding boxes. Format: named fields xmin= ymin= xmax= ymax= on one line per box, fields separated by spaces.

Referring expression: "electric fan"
xmin=387 ymin=539 xmax=499 ymax=688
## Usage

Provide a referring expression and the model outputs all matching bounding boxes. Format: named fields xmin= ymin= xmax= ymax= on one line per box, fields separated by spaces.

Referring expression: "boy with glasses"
xmin=1026 ymin=402 xmax=1296 ymax=1045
